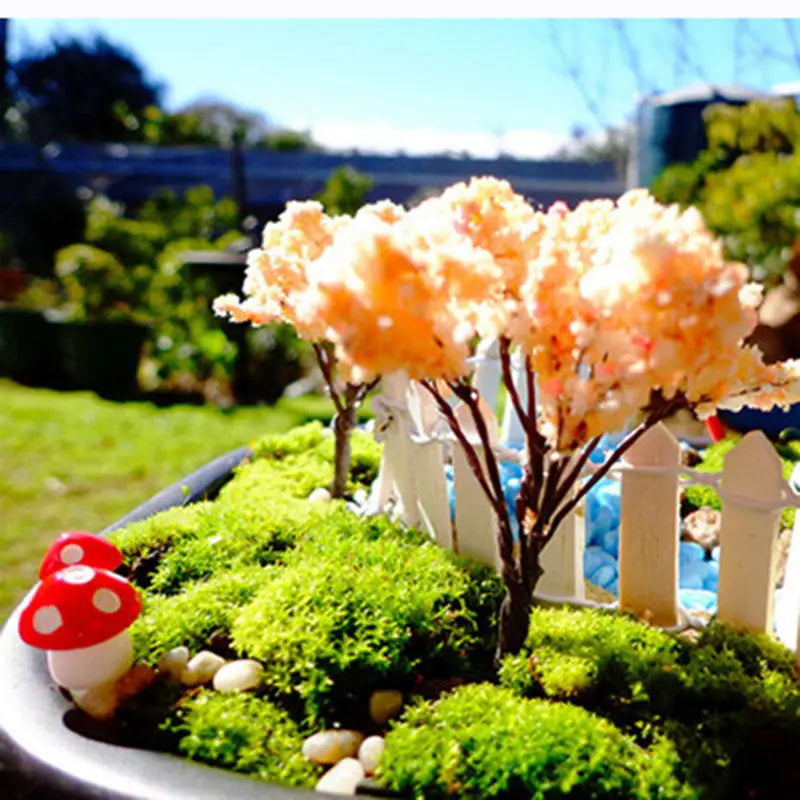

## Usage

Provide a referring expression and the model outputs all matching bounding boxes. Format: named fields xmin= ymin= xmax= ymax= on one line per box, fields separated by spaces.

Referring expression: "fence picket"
xmin=717 ymin=431 xmax=784 ymax=634
xmin=452 ymin=441 xmax=499 ymax=568
xmin=538 ymin=487 xmax=586 ymax=600
xmin=619 ymin=423 xmax=681 ymax=626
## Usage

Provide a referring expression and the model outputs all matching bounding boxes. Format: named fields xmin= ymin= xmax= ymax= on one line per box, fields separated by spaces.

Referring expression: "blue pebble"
xmin=711 ymin=546 xmax=720 ymax=562
xmin=589 ymin=505 xmax=616 ymax=538
xmin=591 ymin=564 xmax=618 ymax=590
xmin=584 ymin=545 xmax=616 ymax=579
xmin=606 ymin=579 xmax=619 ymax=597
xmin=601 ymin=527 xmax=619 ymax=558
xmin=679 ymin=588 xmax=718 ymax=614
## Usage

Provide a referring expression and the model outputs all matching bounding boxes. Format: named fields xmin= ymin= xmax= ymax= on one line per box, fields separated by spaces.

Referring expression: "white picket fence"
xmin=368 ymin=364 xmax=800 ymax=660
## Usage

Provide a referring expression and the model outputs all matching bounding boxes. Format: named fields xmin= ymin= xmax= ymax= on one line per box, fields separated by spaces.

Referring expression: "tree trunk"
xmin=495 ymin=579 xmax=534 ymax=660
xmin=329 ymin=401 xmax=356 ymax=498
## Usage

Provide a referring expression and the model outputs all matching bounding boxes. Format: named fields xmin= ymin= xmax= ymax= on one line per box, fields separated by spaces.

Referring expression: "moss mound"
xmin=164 ymin=690 xmax=320 ymax=788
xmin=232 ymin=510 xmax=503 ymax=726
xmin=380 ymin=683 xmax=692 ymax=799
xmin=499 ymin=607 xmax=800 ymax=799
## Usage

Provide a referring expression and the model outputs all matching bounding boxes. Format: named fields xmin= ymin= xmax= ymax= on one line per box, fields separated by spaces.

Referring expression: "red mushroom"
xmin=38 ymin=531 xmax=123 ymax=580
xmin=18 ymin=565 xmax=142 ymax=691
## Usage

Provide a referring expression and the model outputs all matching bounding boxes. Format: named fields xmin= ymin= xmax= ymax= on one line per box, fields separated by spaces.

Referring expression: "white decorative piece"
xmin=717 ymin=431 xmax=784 ymax=634
xmin=619 ymin=423 xmax=680 ymax=627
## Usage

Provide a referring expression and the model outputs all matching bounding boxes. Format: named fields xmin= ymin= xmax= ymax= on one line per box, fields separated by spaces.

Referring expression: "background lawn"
xmin=0 ymin=380 xmax=346 ymax=623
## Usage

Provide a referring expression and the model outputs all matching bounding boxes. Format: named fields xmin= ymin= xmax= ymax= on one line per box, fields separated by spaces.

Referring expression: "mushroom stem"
xmin=47 ymin=629 xmax=134 ymax=691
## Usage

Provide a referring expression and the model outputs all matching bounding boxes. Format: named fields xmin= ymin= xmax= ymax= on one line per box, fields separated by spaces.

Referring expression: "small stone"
xmin=71 ymin=680 xmax=118 ymax=720
xmin=308 ymin=487 xmax=331 ymax=503
xmin=358 ymin=735 xmax=385 ymax=775
xmin=158 ymin=646 xmax=190 ymax=680
xmin=315 ymin=757 xmax=365 ymax=795
xmin=212 ymin=659 xmax=263 ymax=693
xmin=180 ymin=650 xmax=226 ymax=686
xmin=302 ymin=730 xmax=364 ymax=765
xmin=368 ymin=690 xmax=403 ymax=725
xmin=682 ymin=507 xmax=721 ymax=555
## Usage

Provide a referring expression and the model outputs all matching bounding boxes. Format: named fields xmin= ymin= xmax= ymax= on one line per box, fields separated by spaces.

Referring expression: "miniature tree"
xmin=295 ymin=178 xmax=800 ymax=656
xmin=214 ymin=199 xmax=403 ymax=498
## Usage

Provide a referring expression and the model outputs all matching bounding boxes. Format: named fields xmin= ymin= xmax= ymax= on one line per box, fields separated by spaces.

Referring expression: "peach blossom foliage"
xmin=214 ymin=177 xmax=800 ymax=451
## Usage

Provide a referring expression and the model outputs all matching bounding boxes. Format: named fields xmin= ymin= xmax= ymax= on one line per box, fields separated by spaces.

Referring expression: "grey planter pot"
xmin=0 ymin=447 xmax=353 ymax=799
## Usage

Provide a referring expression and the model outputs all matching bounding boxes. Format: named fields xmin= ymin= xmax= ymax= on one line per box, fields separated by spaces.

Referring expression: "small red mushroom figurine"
xmin=18 ymin=534 xmax=141 ymax=692
xmin=38 ymin=531 xmax=123 ymax=579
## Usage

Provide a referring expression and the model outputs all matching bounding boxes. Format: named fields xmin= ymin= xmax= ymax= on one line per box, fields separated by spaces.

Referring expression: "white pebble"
xmin=158 ymin=646 xmax=190 ymax=680
xmin=212 ymin=659 xmax=263 ymax=693
xmin=302 ymin=729 xmax=364 ymax=765
xmin=368 ymin=689 xmax=403 ymax=725
xmin=308 ymin=487 xmax=331 ymax=503
xmin=358 ymin=735 xmax=385 ymax=775
xmin=180 ymin=651 xmax=226 ymax=686
xmin=315 ymin=757 xmax=364 ymax=795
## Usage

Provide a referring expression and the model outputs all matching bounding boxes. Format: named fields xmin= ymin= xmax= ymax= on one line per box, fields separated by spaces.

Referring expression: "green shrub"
xmin=379 ymin=684 xmax=692 ymax=799
xmin=232 ymin=511 xmax=503 ymax=726
xmin=164 ymin=690 xmax=320 ymax=788
xmin=652 ymin=98 xmax=800 ymax=288
xmin=54 ymin=244 xmax=144 ymax=322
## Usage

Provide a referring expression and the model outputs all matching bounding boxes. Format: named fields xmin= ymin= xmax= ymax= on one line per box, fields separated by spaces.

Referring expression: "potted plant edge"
xmin=3 ymin=178 xmax=800 ymax=799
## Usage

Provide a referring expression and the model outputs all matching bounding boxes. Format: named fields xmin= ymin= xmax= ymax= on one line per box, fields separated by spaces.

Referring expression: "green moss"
xmin=131 ymin=566 xmax=274 ymax=665
xmin=499 ymin=606 xmax=684 ymax=712
xmin=111 ymin=503 xmax=210 ymax=561
xmin=232 ymin=510 xmax=503 ymax=726
xmin=379 ymin=684 xmax=693 ymax=799
xmin=249 ymin=422 xmax=382 ymax=494
xmin=164 ymin=690 xmax=320 ymax=789
xmin=500 ymin=608 xmax=800 ymax=799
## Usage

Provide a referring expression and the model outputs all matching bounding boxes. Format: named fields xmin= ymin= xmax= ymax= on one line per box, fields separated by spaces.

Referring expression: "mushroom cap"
xmin=19 ymin=565 xmax=141 ymax=651
xmin=38 ymin=532 xmax=123 ymax=580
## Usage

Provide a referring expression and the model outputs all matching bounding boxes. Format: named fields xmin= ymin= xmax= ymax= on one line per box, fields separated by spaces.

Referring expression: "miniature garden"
xmin=9 ymin=177 xmax=800 ymax=798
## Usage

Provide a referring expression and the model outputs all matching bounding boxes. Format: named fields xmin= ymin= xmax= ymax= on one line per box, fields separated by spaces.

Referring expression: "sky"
xmin=7 ymin=17 xmax=800 ymax=159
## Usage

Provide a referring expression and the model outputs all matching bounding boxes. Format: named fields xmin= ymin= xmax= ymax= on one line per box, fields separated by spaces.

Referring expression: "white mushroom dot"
xmin=60 ymin=543 xmax=85 ymax=565
xmin=92 ymin=588 xmax=121 ymax=614
xmin=33 ymin=605 xmax=63 ymax=635
xmin=61 ymin=565 xmax=94 ymax=585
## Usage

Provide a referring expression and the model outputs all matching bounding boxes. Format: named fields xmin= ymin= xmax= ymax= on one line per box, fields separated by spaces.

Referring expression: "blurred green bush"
xmin=652 ymin=98 xmax=800 ymax=288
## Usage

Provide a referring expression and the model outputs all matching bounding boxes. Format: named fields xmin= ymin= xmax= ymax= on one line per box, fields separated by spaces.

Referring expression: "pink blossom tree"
xmin=299 ymin=177 xmax=800 ymax=656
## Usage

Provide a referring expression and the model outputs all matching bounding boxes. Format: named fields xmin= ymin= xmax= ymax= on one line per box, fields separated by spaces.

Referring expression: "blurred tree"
xmin=315 ymin=166 xmax=373 ymax=215
xmin=260 ymin=128 xmax=316 ymax=152
xmin=10 ymin=34 xmax=162 ymax=142
xmin=653 ymin=98 xmax=800 ymax=287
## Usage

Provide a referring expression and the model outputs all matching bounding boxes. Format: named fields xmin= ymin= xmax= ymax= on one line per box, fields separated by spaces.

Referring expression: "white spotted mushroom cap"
xmin=38 ymin=532 xmax=123 ymax=580
xmin=18 ymin=565 xmax=141 ymax=651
